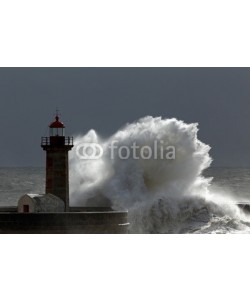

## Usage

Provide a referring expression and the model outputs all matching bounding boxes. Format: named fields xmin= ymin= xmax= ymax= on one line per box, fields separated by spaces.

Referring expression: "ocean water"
xmin=0 ymin=167 xmax=45 ymax=206
xmin=0 ymin=166 xmax=250 ymax=233
xmin=204 ymin=167 xmax=250 ymax=200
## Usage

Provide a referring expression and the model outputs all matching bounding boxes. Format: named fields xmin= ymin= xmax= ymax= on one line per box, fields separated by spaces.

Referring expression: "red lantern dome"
xmin=49 ymin=116 xmax=65 ymax=129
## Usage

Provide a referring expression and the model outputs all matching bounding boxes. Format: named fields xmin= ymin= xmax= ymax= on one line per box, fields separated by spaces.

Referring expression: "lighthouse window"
xmin=50 ymin=128 xmax=65 ymax=136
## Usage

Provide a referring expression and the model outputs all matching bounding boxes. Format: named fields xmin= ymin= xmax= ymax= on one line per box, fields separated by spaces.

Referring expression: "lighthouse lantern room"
xmin=50 ymin=115 xmax=65 ymax=137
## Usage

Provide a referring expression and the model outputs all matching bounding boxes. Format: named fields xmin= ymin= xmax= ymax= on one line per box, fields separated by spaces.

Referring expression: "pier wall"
xmin=0 ymin=211 xmax=128 ymax=234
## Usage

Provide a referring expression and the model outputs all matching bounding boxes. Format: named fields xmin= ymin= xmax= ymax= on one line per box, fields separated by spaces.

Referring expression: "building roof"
xmin=18 ymin=193 xmax=65 ymax=212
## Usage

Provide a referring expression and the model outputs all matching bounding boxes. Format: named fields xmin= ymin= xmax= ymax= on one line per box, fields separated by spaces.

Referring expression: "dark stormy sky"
xmin=0 ymin=68 xmax=249 ymax=167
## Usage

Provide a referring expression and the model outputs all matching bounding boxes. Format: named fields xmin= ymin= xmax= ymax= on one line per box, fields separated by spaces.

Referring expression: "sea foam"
xmin=69 ymin=116 xmax=250 ymax=233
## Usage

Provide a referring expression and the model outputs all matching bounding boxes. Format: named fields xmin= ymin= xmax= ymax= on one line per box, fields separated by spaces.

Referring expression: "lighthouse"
xmin=0 ymin=113 xmax=128 ymax=233
xmin=41 ymin=114 xmax=74 ymax=211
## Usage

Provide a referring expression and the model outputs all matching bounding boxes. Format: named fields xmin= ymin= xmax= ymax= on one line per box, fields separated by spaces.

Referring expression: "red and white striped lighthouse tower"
xmin=41 ymin=114 xmax=74 ymax=211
